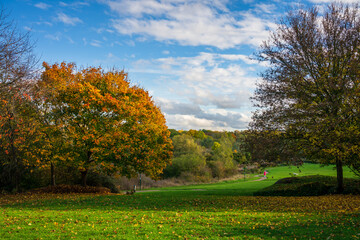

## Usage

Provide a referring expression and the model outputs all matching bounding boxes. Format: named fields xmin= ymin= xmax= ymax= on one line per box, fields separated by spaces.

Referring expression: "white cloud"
xmin=138 ymin=51 xmax=260 ymax=93
xmin=165 ymin=114 xmax=216 ymax=130
xmin=35 ymin=2 xmax=51 ymax=10
xmin=133 ymin=52 xmax=261 ymax=130
xmin=90 ymin=40 xmax=102 ymax=47
xmin=254 ymin=4 xmax=276 ymax=14
xmin=156 ymin=98 xmax=202 ymax=115
xmin=161 ymin=106 xmax=251 ymax=130
xmin=153 ymin=53 xmax=259 ymax=107
xmin=56 ymin=13 xmax=83 ymax=26
xmin=45 ymin=32 xmax=62 ymax=41
xmin=104 ymin=0 xmax=275 ymax=49
xmin=59 ymin=1 xmax=90 ymax=8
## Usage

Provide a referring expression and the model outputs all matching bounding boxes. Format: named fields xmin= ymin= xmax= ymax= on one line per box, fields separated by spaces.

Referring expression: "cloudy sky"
xmin=6 ymin=0 xmax=357 ymax=130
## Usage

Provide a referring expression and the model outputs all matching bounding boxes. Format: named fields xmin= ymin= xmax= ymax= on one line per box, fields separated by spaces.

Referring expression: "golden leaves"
xmin=36 ymin=62 xmax=172 ymax=179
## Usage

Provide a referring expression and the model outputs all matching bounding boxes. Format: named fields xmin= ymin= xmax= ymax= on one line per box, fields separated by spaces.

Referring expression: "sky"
xmin=5 ymin=0 xmax=358 ymax=131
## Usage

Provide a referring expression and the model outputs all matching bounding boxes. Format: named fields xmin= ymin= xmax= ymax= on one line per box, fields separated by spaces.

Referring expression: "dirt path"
xmin=252 ymin=177 xmax=267 ymax=181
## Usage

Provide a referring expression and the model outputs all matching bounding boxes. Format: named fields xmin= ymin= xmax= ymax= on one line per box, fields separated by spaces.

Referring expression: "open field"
xmin=151 ymin=163 xmax=357 ymax=193
xmin=0 ymin=164 xmax=359 ymax=239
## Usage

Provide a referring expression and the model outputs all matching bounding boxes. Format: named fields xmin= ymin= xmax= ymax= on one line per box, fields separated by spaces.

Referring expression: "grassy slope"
xmin=263 ymin=163 xmax=356 ymax=180
xmin=0 ymin=163 xmax=359 ymax=239
xmin=145 ymin=163 xmax=356 ymax=194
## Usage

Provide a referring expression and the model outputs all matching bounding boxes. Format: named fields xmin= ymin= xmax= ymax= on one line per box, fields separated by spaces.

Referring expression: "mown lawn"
xmin=0 ymin=164 xmax=359 ymax=239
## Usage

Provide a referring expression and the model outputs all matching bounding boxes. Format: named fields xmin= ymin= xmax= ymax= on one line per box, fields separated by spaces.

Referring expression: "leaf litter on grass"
xmin=1 ymin=191 xmax=360 ymax=239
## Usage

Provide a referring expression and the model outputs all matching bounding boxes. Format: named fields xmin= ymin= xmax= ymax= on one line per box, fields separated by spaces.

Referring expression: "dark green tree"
xmin=251 ymin=3 xmax=360 ymax=193
xmin=169 ymin=134 xmax=206 ymax=176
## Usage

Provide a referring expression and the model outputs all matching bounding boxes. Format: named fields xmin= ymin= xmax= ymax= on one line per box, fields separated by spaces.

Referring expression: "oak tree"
xmin=251 ymin=3 xmax=360 ymax=193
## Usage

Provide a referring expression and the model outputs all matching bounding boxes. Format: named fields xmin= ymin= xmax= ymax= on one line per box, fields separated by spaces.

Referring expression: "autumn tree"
xmin=39 ymin=62 xmax=172 ymax=186
xmin=30 ymin=81 xmax=69 ymax=186
xmin=0 ymin=6 xmax=37 ymax=192
xmin=251 ymin=3 xmax=360 ymax=193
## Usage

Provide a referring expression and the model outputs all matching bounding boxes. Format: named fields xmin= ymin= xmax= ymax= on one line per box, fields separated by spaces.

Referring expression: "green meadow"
xmin=1 ymin=163 xmax=359 ymax=239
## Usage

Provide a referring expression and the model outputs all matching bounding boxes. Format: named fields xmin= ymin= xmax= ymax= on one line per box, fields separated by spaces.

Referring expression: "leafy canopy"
xmin=38 ymin=62 xmax=172 ymax=184
xmin=251 ymin=3 xmax=360 ymax=192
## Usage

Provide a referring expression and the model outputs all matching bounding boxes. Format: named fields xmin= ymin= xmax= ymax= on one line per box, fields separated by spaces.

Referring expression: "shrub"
xmin=86 ymin=172 xmax=120 ymax=193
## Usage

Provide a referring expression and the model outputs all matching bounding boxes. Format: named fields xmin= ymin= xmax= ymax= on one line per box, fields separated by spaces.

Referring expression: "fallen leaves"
xmin=0 ymin=192 xmax=359 ymax=239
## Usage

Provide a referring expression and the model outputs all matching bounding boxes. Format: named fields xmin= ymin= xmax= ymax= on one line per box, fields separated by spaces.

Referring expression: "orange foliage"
xmin=38 ymin=62 xmax=173 ymax=181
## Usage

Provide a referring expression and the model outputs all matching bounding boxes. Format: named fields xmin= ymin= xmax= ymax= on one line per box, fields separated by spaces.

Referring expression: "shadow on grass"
xmin=3 ymin=189 xmax=360 ymax=215
xmin=2 ymin=190 xmax=360 ymax=240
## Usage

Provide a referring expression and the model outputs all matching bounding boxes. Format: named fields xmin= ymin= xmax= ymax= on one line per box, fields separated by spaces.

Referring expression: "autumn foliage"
xmin=35 ymin=62 xmax=172 ymax=186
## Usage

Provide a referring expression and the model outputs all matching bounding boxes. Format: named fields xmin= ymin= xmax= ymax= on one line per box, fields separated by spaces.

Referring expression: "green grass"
xmin=262 ymin=163 xmax=356 ymax=180
xmin=0 ymin=163 xmax=359 ymax=239
xmin=144 ymin=163 xmax=356 ymax=194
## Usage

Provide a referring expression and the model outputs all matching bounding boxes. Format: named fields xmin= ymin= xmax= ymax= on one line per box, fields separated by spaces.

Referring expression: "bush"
xmin=85 ymin=172 xmax=120 ymax=193
xmin=117 ymin=176 xmax=141 ymax=191
xmin=178 ymin=166 xmax=212 ymax=183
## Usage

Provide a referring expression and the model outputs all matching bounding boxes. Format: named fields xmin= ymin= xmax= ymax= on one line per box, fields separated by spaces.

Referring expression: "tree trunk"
xmin=80 ymin=169 xmax=88 ymax=187
xmin=80 ymin=150 xmax=92 ymax=187
xmin=336 ymin=159 xmax=344 ymax=194
xmin=50 ymin=162 xmax=56 ymax=186
xmin=14 ymin=157 xmax=20 ymax=193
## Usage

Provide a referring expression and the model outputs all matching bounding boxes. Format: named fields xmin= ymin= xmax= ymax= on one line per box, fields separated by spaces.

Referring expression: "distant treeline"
xmin=162 ymin=129 xmax=251 ymax=182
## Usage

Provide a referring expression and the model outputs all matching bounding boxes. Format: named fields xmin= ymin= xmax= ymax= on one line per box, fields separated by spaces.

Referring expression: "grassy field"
xmin=151 ymin=163 xmax=357 ymax=193
xmin=0 ymin=163 xmax=359 ymax=239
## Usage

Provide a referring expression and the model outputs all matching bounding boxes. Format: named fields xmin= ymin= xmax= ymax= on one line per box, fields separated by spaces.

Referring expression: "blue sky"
xmin=5 ymin=0 xmax=355 ymax=130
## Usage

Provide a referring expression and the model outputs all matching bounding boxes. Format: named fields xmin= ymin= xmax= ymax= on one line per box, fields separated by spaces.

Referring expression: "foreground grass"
xmin=1 ymin=192 xmax=359 ymax=239
xmin=0 ymin=164 xmax=359 ymax=239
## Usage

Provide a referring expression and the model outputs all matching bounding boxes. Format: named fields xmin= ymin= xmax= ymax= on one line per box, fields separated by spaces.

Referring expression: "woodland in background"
xmin=162 ymin=129 xmax=250 ymax=182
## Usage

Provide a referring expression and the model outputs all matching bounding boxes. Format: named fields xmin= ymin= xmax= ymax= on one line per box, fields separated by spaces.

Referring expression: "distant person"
xmin=264 ymin=170 xmax=268 ymax=179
